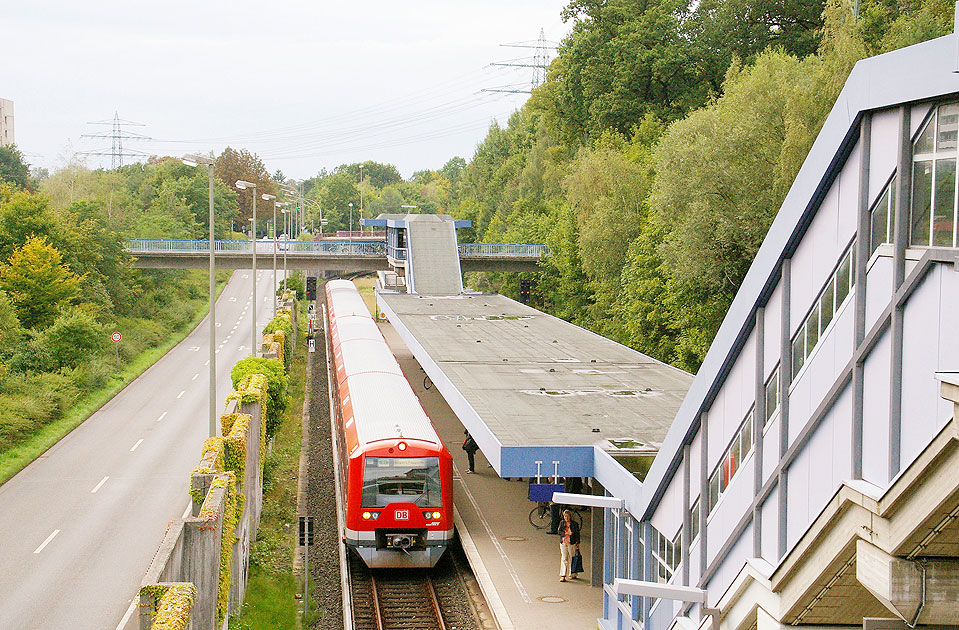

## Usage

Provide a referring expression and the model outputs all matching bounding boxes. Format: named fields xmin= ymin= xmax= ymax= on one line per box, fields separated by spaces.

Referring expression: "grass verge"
xmin=231 ymin=302 xmax=306 ymax=629
xmin=0 ymin=276 xmax=229 ymax=485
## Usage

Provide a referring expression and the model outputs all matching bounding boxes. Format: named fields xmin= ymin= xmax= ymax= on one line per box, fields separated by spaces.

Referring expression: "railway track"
xmin=349 ymin=549 xmax=482 ymax=630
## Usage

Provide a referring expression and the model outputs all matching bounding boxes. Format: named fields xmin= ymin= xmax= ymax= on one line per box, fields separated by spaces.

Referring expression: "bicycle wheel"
xmin=528 ymin=506 xmax=549 ymax=529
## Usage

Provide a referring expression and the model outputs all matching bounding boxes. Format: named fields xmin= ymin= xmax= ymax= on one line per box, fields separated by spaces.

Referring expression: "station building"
xmin=585 ymin=29 xmax=959 ymax=630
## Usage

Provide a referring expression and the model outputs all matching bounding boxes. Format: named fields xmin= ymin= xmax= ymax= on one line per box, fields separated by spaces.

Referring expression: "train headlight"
xmin=371 ymin=512 xmax=380 ymax=520
xmin=432 ymin=511 xmax=441 ymax=519
xmin=362 ymin=511 xmax=372 ymax=520
xmin=398 ymin=441 xmax=407 ymax=451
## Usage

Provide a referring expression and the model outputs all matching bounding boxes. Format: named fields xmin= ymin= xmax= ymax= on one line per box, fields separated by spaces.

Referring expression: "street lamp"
xmin=401 ymin=204 xmax=418 ymax=211
xmin=281 ymin=206 xmax=290 ymax=294
xmin=262 ymin=193 xmax=278 ymax=318
xmin=359 ymin=164 xmax=365 ymax=234
xmin=348 ymin=202 xmax=354 ymax=250
xmin=182 ymin=153 xmax=217 ymax=438
xmin=235 ymin=180 xmax=258 ymax=357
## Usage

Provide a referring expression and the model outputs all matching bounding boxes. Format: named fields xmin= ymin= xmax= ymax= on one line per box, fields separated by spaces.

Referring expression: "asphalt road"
xmin=0 ymin=268 xmax=285 ymax=630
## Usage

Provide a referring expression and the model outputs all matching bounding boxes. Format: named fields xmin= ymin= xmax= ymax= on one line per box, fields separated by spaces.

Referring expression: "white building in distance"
xmin=0 ymin=98 xmax=14 ymax=147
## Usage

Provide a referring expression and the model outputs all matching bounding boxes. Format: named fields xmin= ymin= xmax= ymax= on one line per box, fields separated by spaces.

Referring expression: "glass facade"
xmin=911 ymin=102 xmax=959 ymax=247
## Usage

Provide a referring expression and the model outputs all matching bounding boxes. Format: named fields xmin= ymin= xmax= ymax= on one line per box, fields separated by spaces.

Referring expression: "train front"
xmin=345 ymin=438 xmax=454 ymax=569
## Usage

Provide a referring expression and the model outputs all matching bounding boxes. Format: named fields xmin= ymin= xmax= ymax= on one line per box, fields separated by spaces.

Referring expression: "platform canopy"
xmin=376 ymin=291 xmax=693 ymax=478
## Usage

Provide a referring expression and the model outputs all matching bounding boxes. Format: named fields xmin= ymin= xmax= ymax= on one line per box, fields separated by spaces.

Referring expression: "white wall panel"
xmin=831 ymin=299 xmax=855 ymax=379
xmin=723 ymin=330 xmax=756 ymax=440
xmin=901 ymin=265 xmax=943 ymax=467
xmin=788 ymin=365 xmax=812 ymax=445
xmin=706 ymin=409 xmax=722 ymax=471
xmin=811 ymin=184 xmax=843 ymax=294
xmin=837 ymin=142 xmax=861 ymax=244
xmin=764 ymin=282 xmax=782 ymax=379
xmin=786 ymin=446 xmax=810 ymax=550
xmin=806 ymin=386 xmax=852 ymax=525
xmin=689 ymin=430 xmax=702 ymax=505
xmin=688 ymin=539 xmax=701 ymax=585
xmin=706 ymin=454 xmax=754 ymax=566
xmin=760 ymin=486 xmax=779 ymax=564
xmin=762 ymin=415 xmax=781 ymax=485
xmin=862 ymin=331 xmax=892 ymax=486
xmin=652 ymin=468 xmax=684 ymax=537
xmin=869 ymin=108 xmax=900 ymax=203
xmin=938 ymin=269 xmax=959 ymax=426
xmin=865 ymin=256 xmax=893 ymax=330
xmin=706 ymin=528 xmax=752 ymax=608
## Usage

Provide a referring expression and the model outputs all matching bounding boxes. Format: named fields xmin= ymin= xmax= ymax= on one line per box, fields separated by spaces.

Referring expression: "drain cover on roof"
xmin=539 ymin=596 xmax=568 ymax=603
xmin=503 ymin=536 xmax=526 ymax=541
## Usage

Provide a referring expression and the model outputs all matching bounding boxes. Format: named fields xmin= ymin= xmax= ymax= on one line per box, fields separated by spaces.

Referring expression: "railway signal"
xmin=519 ymin=279 xmax=531 ymax=304
xmin=298 ymin=516 xmax=314 ymax=617
xmin=306 ymin=276 xmax=317 ymax=301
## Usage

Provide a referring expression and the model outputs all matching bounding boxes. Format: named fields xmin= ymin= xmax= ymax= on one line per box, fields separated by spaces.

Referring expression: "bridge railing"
xmin=458 ymin=243 xmax=550 ymax=257
xmin=125 ymin=239 xmax=550 ymax=258
xmin=125 ymin=238 xmax=387 ymax=256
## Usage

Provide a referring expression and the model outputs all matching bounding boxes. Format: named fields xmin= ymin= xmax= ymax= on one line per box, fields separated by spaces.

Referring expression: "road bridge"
xmin=124 ymin=239 xmax=548 ymax=273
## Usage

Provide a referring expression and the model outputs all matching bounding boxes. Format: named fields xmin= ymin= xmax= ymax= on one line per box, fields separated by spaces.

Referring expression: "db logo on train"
xmin=395 ymin=510 xmax=409 ymax=520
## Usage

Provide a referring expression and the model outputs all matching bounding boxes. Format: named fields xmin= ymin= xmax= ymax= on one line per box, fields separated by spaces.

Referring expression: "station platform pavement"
xmin=379 ymin=320 xmax=602 ymax=630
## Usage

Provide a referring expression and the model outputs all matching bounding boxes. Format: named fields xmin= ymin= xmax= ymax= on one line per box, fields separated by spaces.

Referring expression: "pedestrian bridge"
xmin=124 ymin=238 xmax=548 ymax=272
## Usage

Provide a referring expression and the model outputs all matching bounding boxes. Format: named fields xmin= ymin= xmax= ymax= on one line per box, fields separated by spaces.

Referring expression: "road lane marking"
xmin=205 ymin=360 xmax=210 ymax=366
xmin=192 ymin=373 xmax=199 ymax=380
xmin=116 ymin=599 xmax=136 ymax=630
xmin=91 ymin=476 xmax=109 ymax=493
xmin=177 ymin=390 xmax=185 ymax=399
xmin=216 ymin=322 xmax=222 ymax=327
xmin=130 ymin=439 xmax=144 ymax=452
xmin=34 ymin=529 xmax=60 ymax=554
xmin=157 ymin=412 xmax=167 ymax=422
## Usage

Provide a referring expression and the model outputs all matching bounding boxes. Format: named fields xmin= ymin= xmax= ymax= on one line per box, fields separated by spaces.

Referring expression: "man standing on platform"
xmin=462 ymin=430 xmax=479 ymax=474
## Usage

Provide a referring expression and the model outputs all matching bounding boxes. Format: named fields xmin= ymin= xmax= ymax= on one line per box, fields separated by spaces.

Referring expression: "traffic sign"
xmin=111 ymin=332 xmax=122 ymax=343
xmin=308 ymin=338 xmax=316 ymax=353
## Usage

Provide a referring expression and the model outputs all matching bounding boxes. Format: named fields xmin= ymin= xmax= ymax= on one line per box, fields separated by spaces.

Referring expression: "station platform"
xmin=376 ymin=291 xmax=692 ymax=480
xmin=380 ymin=321 xmax=603 ymax=630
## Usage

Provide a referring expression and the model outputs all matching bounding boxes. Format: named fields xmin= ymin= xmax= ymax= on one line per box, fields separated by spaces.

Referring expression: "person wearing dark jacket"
xmin=557 ymin=509 xmax=581 ymax=581
xmin=462 ymin=430 xmax=479 ymax=473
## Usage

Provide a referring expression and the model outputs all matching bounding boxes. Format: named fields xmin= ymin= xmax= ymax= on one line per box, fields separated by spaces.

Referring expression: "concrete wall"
xmin=139 ymin=396 xmax=266 ymax=630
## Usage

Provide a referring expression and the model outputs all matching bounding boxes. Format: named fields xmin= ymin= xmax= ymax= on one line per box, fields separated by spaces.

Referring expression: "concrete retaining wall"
xmin=138 ymin=395 xmax=266 ymax=630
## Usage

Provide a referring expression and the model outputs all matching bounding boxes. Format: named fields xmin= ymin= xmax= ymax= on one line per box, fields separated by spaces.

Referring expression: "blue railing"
xmin=125 ymin=239 xmax=550 ymax=258
xmin=458 ymin=243 xmax=550 ymax=257
xmin=125 ymin=238 xmax=386 ymax=256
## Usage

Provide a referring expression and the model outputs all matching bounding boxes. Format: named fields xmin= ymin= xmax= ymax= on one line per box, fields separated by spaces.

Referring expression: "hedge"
xmin=230 ymin=359 xmax=287 ymax=438
xmin=139 ymin=583 xmax=196 ymax=630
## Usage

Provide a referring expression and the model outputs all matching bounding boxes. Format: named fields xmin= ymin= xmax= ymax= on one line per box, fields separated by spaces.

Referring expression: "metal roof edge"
xmin=637 ymin=33 xmax=959 ymax=520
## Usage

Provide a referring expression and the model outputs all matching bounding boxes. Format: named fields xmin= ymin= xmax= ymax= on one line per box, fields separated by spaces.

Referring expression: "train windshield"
xmin=361 ymin=457 xmax=442 ymax=508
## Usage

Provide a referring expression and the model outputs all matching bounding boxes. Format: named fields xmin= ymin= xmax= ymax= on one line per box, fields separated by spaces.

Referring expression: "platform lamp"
xmin=280 ymin=205 xmax=290 ymax=294
xmin=235 ymin=180 xmax=258 ymax=357
xmin=182 ymin=153 xmax=217 ymax=438
xmin=262 ymin=193 xmax=279 ymax=318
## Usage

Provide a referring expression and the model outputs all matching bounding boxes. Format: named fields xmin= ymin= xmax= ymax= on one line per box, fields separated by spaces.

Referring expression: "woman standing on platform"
xmin=557 ymin=509 xmax=581 ymax=582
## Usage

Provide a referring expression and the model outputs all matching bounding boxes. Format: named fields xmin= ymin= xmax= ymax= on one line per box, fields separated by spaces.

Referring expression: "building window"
xmin=689 ymin=498 xmax=700 ymax=541
xmin=707 ymin=408 xmax=755 ymax=515
xmin=791 ymin=242 xmax=855 ymax=377
xmin=911 ymin=102 xmax=959 ymax=247
xmin=764 ymin=366 xmax=779 ymax=424
xmin=870 ymin=177 xmax=896 ymax=257
xmin=651 ymin=525 xmax=681 ymax=584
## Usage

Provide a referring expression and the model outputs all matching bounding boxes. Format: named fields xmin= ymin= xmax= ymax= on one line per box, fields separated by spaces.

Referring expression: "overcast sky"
xmin=2 ymin=0 xmax=572 ymax=179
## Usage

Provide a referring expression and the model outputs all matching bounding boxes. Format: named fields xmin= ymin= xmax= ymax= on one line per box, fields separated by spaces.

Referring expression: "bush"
xmin=277 ymin=274 xmax=304 ymax=301
xmin=230 ymin=358 xmax=288 ymax=438
xmin=33 ymin=309 xmax=104 ymax=370
xmin=263 ymin=314 xmax=294 ymax=370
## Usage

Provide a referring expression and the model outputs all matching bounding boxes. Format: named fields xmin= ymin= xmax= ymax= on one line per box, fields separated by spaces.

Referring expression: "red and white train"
xmin=326 ymin=279 xmax=454 ymax=569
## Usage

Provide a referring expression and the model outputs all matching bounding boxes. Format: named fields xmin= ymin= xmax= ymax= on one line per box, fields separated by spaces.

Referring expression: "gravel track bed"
xmin=305 ymin=292 xmax=343 ymax=629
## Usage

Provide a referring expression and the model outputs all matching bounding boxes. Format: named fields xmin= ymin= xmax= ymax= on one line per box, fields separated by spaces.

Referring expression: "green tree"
xmin=0 ymin=236 xmax=83 ymax=329
xmin=0 ymin=146 xmax=30 ymax=190
xmin=32 ymin=308 xmax=104 ymax=370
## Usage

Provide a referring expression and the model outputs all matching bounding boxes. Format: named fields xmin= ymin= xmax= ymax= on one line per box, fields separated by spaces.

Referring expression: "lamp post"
xmin=182 ymin=153 xmax=217 ymax=438
xmin=262 ymin=193 xmax=278 ymax=318
xmin=281 ymin=206 xmax=290 ymax=293
xmin=235 ymin=180 xmax=258 ymax=357
xmin=349 ymin=202 xmax=354 ymax=247
xmin=359 ymin=164 xmax=364 ymax=234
